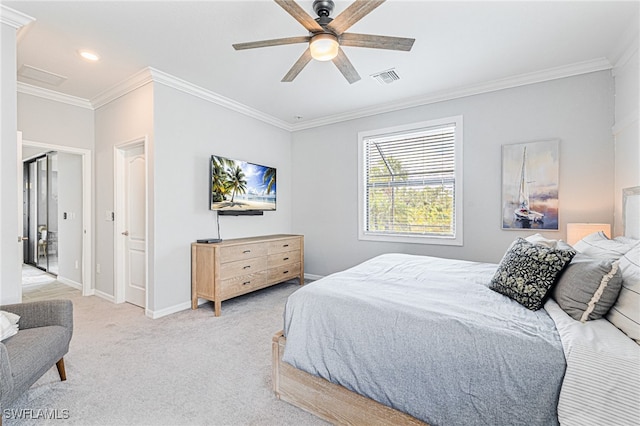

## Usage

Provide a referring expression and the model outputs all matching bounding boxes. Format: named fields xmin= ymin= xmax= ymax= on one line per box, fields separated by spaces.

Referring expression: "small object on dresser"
xmin=197 ymin=238 xmax=222 ymax=244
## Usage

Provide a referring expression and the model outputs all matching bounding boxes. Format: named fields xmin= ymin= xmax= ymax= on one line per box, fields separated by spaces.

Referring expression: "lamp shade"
xmin=309 ymin=33 xmax=339 ymax=61
xmin=566 ymin=223 xmax=611 ymax=246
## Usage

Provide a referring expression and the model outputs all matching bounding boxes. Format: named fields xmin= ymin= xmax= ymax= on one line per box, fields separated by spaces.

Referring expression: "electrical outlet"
xmin=96 ymin=264 xmax=101 ymax=274
xmin=75 ymin=260 xmax=79 ymax=269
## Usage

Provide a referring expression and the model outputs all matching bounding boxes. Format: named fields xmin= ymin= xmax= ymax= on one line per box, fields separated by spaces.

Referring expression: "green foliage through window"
xmin=363 ymin=123 xmax=457 ymax=238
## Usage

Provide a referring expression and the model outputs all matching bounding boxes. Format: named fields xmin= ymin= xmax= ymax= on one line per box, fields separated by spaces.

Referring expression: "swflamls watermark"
xmin=2 ymin=408 xmax=70 ymax=420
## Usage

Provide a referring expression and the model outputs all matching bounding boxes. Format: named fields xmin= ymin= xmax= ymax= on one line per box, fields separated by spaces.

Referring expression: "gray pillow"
xmin=552 ymin=254 xmax=623 ymax=322
xmin=490 ymin=238 xmax=576 ymax=310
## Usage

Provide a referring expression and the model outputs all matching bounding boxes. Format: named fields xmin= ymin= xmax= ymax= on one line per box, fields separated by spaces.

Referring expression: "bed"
xmin=273 ymin=196 xmax=640 ymax=425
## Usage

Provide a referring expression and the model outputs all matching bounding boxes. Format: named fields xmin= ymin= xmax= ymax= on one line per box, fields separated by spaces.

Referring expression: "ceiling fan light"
xmin=309 ymin=34 xmax=339 ymax=61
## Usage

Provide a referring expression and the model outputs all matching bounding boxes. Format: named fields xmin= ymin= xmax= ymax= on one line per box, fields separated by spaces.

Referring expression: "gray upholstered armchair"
xmin=0 ymin=300 xmax=73 ymax=414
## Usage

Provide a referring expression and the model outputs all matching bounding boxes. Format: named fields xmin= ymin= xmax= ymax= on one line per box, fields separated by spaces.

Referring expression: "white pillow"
xmin=526 ymin=233 xmax=558 ymax=248
xmin=0 ymin=310 xmax=20 ymax=325
xmin=0 ymin=312 xmax=18 ymax=341
xmin=574 ymin=232 xmax=635 ymax=259
xmin=606 ymin=243 xmax=640 ymax=344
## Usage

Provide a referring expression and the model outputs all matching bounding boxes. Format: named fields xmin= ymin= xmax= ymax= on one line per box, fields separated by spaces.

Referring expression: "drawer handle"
xmin=283 ymin=244 xmax=289 ymax=247
xmin=283 ymin=257 xmax=289 ymax=261
xmin=243 ymin=265 xmax=251 ymax=269
xmin=243 ymin=250 xmax=251 ymax=254
xmin=243 ymin=281 xmax=251 ymax=285
xmin=283 ymin=270 xmax=289 ymax=274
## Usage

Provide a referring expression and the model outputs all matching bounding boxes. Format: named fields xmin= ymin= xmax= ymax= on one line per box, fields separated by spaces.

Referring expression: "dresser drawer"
xmin=219 ymin=271 xmax=268 ymax=298
xmin=268 ymin=262 xmax=301 ymax=283
xmin=268 ymin=250 xmax=301 ymax=269
xmin=268 ymin=238 xmax=301 ymax=254
xmin=220 ymin=256 xmax=267 ymax=280
xmin=219 ymin=243 xmax=267 ymax=263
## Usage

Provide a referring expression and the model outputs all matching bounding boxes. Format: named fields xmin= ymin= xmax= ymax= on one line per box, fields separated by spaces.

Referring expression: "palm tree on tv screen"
xmin=228 ymin=165 xmax=247 ymax=202
xmin=211 ymin=160 xmax=229 ymax=202
xmin=263 ymin=167 xmax=276 ymax=195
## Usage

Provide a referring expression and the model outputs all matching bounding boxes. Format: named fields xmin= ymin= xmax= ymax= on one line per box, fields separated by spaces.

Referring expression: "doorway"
xmin=23 ymin=152 xmax=59 ymax=275
xmin=21 ymin=140 xmax=93 ymax=296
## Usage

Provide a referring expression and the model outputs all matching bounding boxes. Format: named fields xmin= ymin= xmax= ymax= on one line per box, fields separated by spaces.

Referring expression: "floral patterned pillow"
xmin=490 ymin=238 xmax=576 ymax=310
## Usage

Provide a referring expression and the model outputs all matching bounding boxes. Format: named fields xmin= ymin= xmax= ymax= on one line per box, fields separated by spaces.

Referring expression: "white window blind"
xmin=362 ymin=120 xmax=459 ymax=240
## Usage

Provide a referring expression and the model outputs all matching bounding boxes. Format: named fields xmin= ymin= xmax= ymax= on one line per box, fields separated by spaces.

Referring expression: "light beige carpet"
xmin=3 ymin=282 xmax=327 ymax=426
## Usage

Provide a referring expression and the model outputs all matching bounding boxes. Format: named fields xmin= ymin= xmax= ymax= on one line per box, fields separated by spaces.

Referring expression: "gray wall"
xmin=18 ymin=93 xmax=94 ymax=150
xmin=0 ymin=22 xmax=20 ymax=304
xmin=18 ymin=92 xmax=94 ymax=290
xmin=92 ymin=81 xmax=293 ymax=316
xmin=94 ymin=82 xmax=154 ymax=301
xmin=152 ymin=83 xmax=293 ymax=314
xmin=292 ymin=71 xmax=616 ymax=277
xmin=57 ymin=152 xmax=83 ymax=285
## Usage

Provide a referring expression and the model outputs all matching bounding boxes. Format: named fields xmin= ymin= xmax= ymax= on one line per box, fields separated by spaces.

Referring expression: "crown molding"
xmin=0 ymin=5 xmax=34 ymax=29
xmin=17 ymin=82 xmax=93 ymax=109
xmin=291 ymin=57 xmax=614 ymax=131
xmin=610 ymin=22 xmax=639 ymax=72
xmin=89 ymin=67 xmax=292 ymax=130
xmin=91 ymin=67 xmax=154 ymax=109
xmin=147 ymin=68 xmax=292 ymax=131
xmin=16 ymin=57 xmax=613 ymax=133
xmin=612 ymin=36 xmax=638 ymax=75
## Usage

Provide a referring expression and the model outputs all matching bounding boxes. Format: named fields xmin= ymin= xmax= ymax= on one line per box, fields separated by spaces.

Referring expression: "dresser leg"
xmin=214 ymin=300 xmax=222 ymax=317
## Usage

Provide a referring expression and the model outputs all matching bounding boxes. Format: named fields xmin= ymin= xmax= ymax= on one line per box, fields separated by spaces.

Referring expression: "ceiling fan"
xmin=232 ymin=0 xmax=415 ymax=84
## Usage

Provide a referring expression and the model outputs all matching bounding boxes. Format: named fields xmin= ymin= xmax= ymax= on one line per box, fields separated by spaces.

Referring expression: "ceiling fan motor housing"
xmin=313 ymin=0 xmax=335 ymax=28
xmin=313 ymin=0 xmax=335 ymax=17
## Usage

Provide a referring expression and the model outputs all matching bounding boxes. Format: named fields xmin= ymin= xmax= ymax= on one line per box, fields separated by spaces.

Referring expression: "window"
xmin=358 ymin=116 xmax=463 ymax=245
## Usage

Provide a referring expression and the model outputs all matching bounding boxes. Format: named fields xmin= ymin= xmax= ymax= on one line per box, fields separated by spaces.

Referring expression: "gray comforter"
xmin=283 ymin=253 xmax=566 ymax=426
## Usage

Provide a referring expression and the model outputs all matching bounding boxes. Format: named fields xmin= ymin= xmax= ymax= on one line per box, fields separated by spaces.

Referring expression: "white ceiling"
xmin=4 ymin=1 xmax=639 ymax=128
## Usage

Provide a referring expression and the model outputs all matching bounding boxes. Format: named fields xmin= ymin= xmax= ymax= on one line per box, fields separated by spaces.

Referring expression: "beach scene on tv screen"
xmin=210 ymin=156 xmax=276 ymax=211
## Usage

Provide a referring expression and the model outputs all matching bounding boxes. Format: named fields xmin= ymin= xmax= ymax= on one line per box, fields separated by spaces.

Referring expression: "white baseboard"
xmin=93 ymin=289 xmax=115 ymax=303
xmin=304 ymin=273 xmax=323 ymax=282
xmin=57 ymin=276 xmax=82 ymax=290
xmin=146 ymin=301 xmax=192 ymax=319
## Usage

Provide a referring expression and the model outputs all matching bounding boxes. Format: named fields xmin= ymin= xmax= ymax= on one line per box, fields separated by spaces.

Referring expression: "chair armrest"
xmin=0 ymin=343 xmax=14 ymax=399
xmin=0 ymin=300 xmax=73 ymax=332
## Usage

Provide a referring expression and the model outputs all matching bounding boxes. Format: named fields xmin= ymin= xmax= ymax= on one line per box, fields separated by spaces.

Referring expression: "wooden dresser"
xmin=191 ymin=234 xmax=304 ymax=316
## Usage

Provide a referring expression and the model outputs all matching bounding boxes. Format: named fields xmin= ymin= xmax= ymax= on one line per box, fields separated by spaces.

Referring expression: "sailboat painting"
xmin=502 ymin=140 xmax=559 ymax=230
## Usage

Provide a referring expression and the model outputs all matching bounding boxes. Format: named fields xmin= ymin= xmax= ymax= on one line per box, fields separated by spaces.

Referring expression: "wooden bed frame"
xmin=272 ymin=331 xmax=427 ymax=425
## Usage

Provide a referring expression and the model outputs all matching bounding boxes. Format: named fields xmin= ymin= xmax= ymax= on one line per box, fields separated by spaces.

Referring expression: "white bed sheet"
xmin=545 ymin=299 xmax=640 ymax=426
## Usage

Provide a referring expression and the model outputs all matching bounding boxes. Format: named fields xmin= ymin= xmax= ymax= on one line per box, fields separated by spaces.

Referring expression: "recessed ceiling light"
xmin=78 ymin=50 xmax=100 ymax=62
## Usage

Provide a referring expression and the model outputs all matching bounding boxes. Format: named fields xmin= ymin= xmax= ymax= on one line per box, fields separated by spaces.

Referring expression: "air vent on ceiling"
xmin=371 ymin=68 xmax=400 ymax=85
xmin=18 ymin=64 xmax=67 ymax=86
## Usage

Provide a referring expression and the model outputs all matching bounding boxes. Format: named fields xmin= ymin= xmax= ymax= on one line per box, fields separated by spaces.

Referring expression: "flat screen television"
xmin=210 ymin=155 xmax=276 ymax=215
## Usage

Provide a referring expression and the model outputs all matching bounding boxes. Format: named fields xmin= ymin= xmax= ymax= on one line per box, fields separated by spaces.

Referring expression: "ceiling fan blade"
xmin=274 ymin=0 xmax=324 ymax=33
xmin=332 ymin=48 xmax=361 ymax=84
xmin=326 ymin=0 xmax=386 ymax=35
xmin=233 ymin=36 xmax=310 ymax=51
xmin=340 ymin=33 xmax=415 ymax=51
xmin=282 ymin=48 xmax=313 ymax=82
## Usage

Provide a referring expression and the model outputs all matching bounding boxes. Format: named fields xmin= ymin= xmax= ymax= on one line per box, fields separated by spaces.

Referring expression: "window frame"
xmin=357 ymin=116 xmax=463 ymax=246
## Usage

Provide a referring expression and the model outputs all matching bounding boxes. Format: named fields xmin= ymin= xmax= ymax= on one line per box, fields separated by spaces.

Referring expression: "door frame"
xmin=21 ymin=140 xmax=93 ymax=296
xmin=114 ymin=136 xmax=149 ymax=308
xmin=17 ymin=132 xmax=23 ymax=290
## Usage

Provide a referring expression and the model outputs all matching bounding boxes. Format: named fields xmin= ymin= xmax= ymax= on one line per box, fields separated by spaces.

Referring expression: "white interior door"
xmin=117 ymin=142 xmax=146 ymax=308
